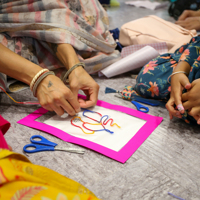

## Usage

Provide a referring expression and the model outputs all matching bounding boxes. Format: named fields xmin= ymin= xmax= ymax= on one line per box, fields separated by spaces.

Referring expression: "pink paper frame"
xmin=18 ymin=95 xmax=163 ymax=163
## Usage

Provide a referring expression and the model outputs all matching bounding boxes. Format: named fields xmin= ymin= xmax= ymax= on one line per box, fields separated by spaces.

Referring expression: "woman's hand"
xmin=178 ymin=10 xmax=200 ymax=21
xmin=36 ymin=75 xmax=81 ymax=116
xmin=165 ymin=73 xmax=191 ymax=119
xmin=176 ymin=10 xmax=200 ymax=30
xmin=68 ymin=66 xmax=99 ymax=108
xmin=182 ymin=79 xmax=200 ymax=124
xmin=176 ymin=17 xmax=200 ymax=31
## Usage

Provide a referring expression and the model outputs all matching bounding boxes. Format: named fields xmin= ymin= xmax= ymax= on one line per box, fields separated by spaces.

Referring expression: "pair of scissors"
xmin=115 ymin=94 xmax=149 ymax=113
xmin=130 ymin=100 xmax=149 ymax=113
xmin=23 ymin=135 xmax=85 ymax=154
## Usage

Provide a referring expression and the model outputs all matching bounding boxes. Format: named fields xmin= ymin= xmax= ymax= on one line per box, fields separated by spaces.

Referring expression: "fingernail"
xmin=177 ymin=104 xmax=184 ymax=112
xmin=60 ymin=113 xmax=69 ymax=118
xmin=76 ymin=108 xmax=81 ymax=113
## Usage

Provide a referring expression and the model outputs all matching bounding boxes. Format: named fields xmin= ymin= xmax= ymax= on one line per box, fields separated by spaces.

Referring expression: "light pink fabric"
xmin=0 ymin=115 xmax=10 ymax=149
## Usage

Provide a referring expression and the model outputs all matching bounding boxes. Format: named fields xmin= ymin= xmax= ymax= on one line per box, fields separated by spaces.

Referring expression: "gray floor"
xmin=1 ymin=1 xmax=200 ymax=200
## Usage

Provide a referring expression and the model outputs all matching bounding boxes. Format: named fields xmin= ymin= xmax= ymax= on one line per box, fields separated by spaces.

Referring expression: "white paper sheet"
xmin=44 ymin=106 xmax=146 ymax=152
xmin=125 ymin=1 xmax=168 ymax=10
xmin=99 ymin=46 xmax=159 ymax=78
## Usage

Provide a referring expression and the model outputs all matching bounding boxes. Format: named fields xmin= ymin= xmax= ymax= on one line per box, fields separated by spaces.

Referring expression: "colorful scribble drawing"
xmin=71 ymin=109 xmax=120 ymax=134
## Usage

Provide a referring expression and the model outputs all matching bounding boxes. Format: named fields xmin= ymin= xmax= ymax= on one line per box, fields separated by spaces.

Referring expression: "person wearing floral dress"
xmin=134 ymin=36 xmax=200 ymax=124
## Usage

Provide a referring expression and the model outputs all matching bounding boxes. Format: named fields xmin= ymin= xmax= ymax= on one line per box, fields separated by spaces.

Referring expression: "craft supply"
xmin=131 ymin=100 xmax=149 ymax=113
xmin=23 ymin=135 xmax=85 ymax=154
xmin=18 ymin=94 xmax=163 ymax=163
xmin=71 ymin=116 xmax=95 ymax=134
xmin=71 ymin=109 xmax=120 ymax=134
xmin=0 ymin=86 xmax=40 ymax=105
xmin=121 ymin=42 xmax=168 ymax=58
xmin=82 ymin=109 xmax=102 ymax=122
xmin=115 ymin=94 xmax=149 ymax=113
xmin=101 ymin=115 xmax=121 ymax=128
xmin=168 ymin=192 xmax=185 ymax=200
xmin=99 ymin=46 xmax=159 ymax=78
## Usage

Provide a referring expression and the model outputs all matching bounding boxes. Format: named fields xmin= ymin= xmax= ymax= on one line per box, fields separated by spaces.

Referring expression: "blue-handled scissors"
xmin=131 ymin=100 xmax=149 ymax=113
xmin=23 ymin=135 xmax=85 ymax=154
xmin=115 ymin=94 xmax=149 ymax=113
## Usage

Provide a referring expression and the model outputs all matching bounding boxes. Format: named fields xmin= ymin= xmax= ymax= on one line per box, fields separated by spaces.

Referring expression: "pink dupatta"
xmin=0 ymin=115 xmax=10 ymax=149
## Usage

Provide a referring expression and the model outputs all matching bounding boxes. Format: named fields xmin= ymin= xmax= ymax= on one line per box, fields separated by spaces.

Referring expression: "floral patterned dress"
xmin=134 ymin=36 xmax=200 ymax=124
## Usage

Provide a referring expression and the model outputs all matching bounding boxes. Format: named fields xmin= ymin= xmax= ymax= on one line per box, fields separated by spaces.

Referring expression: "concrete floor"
xmin=1 ymin=1 xmax=200 ymax=200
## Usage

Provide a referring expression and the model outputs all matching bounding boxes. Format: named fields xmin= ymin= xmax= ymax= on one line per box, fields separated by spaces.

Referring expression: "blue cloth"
xmin=109 ymin=28 xmax=123 ymax=52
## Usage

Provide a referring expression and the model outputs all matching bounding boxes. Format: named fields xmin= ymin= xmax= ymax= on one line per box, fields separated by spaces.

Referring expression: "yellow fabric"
xmin=0 ymin=149 xmax=100 ymax=200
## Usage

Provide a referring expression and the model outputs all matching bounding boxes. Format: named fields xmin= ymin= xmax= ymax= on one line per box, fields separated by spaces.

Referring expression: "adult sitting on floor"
xmin=0 ymin=0 xmax=120 ymax=116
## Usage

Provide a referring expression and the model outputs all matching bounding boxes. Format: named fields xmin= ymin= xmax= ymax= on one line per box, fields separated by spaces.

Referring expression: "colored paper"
xmin=17 ymin=95 xmax=163 ymax=163
xmin=121 ymin=42 xmax=168 ymax=58
xmin=125 ymin=1 xmax=168 ymax=10
xmin=99 ymin=46 xmax=159 ymax=78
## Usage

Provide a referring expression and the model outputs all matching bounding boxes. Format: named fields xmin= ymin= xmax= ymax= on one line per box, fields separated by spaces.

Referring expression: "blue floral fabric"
xmin=134 ymin=36 xmax=200 ymax=124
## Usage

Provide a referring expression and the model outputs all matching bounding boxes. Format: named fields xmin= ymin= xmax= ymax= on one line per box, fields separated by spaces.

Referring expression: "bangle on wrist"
xmin=30 ymin=69 xmax=49 ymax=91
xmin=167 ymin=71 xmax=188 ymax=84
xmin=32 ymin=71 xmax=55 ymax=97
xmin=62 ymin=62 xmax=85 ymax=83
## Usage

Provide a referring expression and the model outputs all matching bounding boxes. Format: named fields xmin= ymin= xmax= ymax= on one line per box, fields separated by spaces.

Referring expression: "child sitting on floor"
xmin=134 ymin=36 xmax=200 ymax=125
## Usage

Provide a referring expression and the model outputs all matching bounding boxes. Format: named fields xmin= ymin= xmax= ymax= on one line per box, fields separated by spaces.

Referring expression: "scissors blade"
xmin=54 ymin=146 xmax=85 ymax=154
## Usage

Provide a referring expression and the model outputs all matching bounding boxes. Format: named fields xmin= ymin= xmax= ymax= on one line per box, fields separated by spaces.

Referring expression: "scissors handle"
xmin=131 ymin=100 xmax=149 ymax=113
xmin=132 ymin=97 xmax=159 ymax=106
xmin=30 ymin=135 xmax=57 ymax=147
xmin=23 ymin=144 xmax=55 ymax=153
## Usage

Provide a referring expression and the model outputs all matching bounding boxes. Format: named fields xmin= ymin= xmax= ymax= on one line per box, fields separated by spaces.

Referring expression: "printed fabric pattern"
xmin=0 ymin=0 xmax=120 ymax=91
xmin=134 ymin=36 xmax=200 ymax=124
xmin=0 ymin=149 xmax=100 ymax=199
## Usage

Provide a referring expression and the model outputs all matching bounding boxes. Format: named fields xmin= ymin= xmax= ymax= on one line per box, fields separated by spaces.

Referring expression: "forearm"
xmin=174 ymin=61 xmax=191 ymax=74
xmin=49 ymin=43 xmax=80 ymax=69
xmin=0 ymin=44 xmax=42 ymax=85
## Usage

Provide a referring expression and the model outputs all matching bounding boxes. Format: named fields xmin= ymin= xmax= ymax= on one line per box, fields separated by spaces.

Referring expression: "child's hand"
xmin=166 ymin=73 xmax=191 ymax=119
xmin=182 ymin=79 xmax=200 ymax=124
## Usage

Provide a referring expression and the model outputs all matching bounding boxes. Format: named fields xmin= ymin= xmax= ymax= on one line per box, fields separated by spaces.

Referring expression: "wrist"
xmin=174 ymin=61 xmax=191 ymax=74
xmin=62 ymin=62 xmax=85 ymax=83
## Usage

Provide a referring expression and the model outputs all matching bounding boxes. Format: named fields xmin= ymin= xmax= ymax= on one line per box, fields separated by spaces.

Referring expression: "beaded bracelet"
xmin=167 ymin=71 xmax=188 ymax=84
xmin=30 ymin=69 xmax=49 ymax=91
xmin=33 ymin=71 xmax=55 ymax=97
xmin=62 ymin=62 xmax=85 ymax=83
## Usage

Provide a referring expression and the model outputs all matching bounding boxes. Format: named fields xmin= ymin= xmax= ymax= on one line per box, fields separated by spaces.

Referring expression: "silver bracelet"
xmin=167 ymin=71 xmax=188 ymax=84
xmin=62 ymin=62 xmax=85 ymax=83
xmin=33 ymin=71 xmax=55 ymax=97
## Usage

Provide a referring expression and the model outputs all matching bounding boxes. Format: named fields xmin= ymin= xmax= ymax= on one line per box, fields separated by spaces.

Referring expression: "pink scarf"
xmin=0 ymin=115 xmax=10 ymax=149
